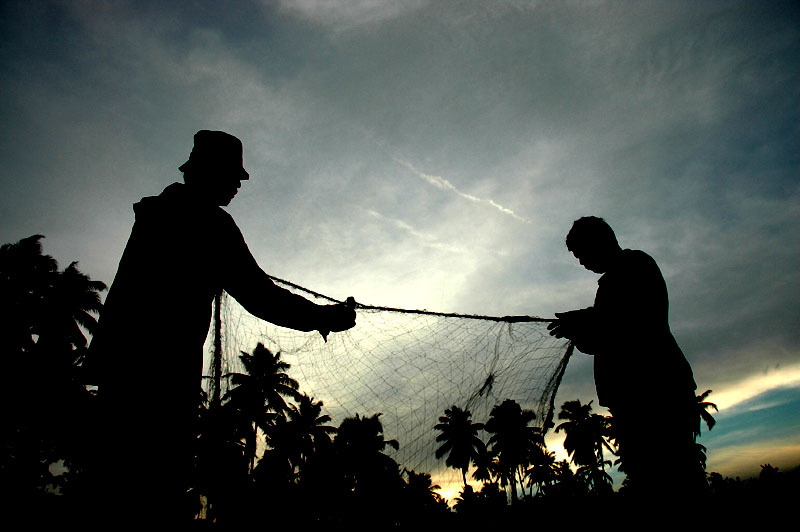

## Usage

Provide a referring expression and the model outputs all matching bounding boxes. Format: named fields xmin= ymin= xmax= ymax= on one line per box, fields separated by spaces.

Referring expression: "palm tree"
xmin=265 ymin=393 xmax=336 ymax=477
xmin=223 ymin=343 xmax=300 ymax=472
xmin=288 ymin=394 xmax=337 ymax=461
xmin=332 ymin=413 xmax=404 ymax=525
xmin=575 ymin=461 xmax=613 ymax=494
xmin=193 ymin=388 xmax=251 ymax=523
xmin=484 ymin=399 xmax=542 ymax=503
xmin=403 ymin=469 xmax=441 ymax=498
xmin=694 ymin=442 xmax=709 ymax=472
xmin=549 ymin=459 xmax=588 ymax=496
xmin=470 ymin=443 xmax=495 ymax=485
xmin=0 ymin=235 xmax=106 ymax=498
xmin=453 ymin=484 xmax=477 ymax=514
xmin=434 ymin=405 xmax=486 ymax=488
xmin=256 ymin=415 xmax=299 ymax=486
xmin=1 ymin=235 xmax=58 ymax=355
xmin=334 ymin=413 xmax=401 ymax=496
xmin=453 ymin=482 xmax=507 ymax=516
xmin=555 ymin=399 xmax=614 ymax=494
xmin=40 ymin=261 xmax=106 ymax=353
xmin=695 ymin=389 xmax=718 ymax=437
xmin=402 ymin=468 xmax=448 ymax=517
xmin=335 ymin=413 xmax=400 ymax=465
xmin=526 ymin=448 xmax=557 ymax=497
xmin=1 ymin=235 xmax=106 ymax=356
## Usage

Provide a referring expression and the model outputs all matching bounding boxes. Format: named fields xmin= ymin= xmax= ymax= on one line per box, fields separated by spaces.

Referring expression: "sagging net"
xmin=203 ymin=277 xmax=574 ymax=492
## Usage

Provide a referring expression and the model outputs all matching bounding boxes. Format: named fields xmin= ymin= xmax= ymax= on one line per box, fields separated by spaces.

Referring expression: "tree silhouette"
xmin=434 ymin=405 xmax=486 ymax=488
xmin=484 ymin=399 xmax=542 ymax=503
xmin=253 ymin=415 xmax=299 ymax=499
xmin=223 ymin=343 xmax=300 ymax=472
xmin=257 ymin=393 xmax=336 ymax=484
xmin=193 ymin=388 xmax=250 ymax=523
xmin=286 ymin=394 xmax=337 ymax=464
xmin=0 ymin=235 xmax=106 ymax=502
xmin=38 ymin=261 xmax=106 ymax=354
xmin=695 ymin=389 xmax=718 ymax=437
xmin=548 ymin=458 xmax=588 ymax=497
xmin=555 ymin=399 xmax=614 ymax=494
xmin=335 ymin=413 xmax=400 ymax=481
xmin=526 ymin=448 xmax=557 ymax=497
xmin=403 ymin=468 xmax=443 ymax=504
xmin=2 ymin=235 xmax=59 ymax=355
xmin=470 ymin=442 xmax=495 ymax=485
xmin=453 ymin=482 xmax=507 ymax=524
xmin=331 ymin=413 xmax=403 ymax=526
xmin=400 ymin=469 xmax=450 ymax=526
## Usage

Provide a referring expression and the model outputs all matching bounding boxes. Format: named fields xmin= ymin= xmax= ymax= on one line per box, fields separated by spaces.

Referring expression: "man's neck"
xmin=182 ymin=182 xmax=222 ymax=207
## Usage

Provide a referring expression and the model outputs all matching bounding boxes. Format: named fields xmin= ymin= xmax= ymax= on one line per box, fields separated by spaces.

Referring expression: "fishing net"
xmin=203 ymin=277 xmax=573 ymax=494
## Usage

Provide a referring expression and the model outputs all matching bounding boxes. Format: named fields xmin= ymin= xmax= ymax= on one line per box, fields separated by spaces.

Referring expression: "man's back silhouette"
xmin=86 ymin=130 xmax=355 ymax=523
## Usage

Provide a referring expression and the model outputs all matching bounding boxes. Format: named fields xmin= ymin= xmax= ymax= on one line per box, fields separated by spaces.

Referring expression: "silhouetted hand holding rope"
xmin=319 ymin=296 xmax=357 ymax=341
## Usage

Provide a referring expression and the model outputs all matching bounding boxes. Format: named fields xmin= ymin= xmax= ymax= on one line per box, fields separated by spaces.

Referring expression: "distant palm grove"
xmin=2 ymin=235 xmax=797 ymax=527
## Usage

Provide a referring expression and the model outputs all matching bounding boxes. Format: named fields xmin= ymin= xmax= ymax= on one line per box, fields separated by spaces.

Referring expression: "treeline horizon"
xmin=2 ymin=233 xmax=798 ymax=527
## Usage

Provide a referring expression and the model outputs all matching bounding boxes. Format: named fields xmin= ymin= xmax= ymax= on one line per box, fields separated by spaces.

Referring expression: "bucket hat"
xmin=178 ymin=130 xmax=249 ymax=179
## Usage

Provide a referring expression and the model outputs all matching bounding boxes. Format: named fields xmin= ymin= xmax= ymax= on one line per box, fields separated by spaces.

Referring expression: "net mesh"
xmin=203 ymin=277 xmax=573 ymax=492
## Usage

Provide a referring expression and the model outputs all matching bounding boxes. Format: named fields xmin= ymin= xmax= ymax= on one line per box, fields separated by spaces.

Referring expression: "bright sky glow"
xmin=712 ymin=361 xmax=800 ymax=413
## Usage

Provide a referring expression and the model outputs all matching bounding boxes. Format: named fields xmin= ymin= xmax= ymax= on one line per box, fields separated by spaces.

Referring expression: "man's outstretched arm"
xmin=222 ymin=224 xmax=355 ymax=336
xmin=230 ymin=270 xmax=354 ymax=334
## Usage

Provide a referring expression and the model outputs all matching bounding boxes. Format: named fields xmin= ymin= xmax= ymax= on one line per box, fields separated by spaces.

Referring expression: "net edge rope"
xmin=268 ymin=274 xmax=555 ymax=323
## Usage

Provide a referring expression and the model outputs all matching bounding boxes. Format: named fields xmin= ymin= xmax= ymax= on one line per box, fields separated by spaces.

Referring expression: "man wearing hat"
xmin=86 ymin=130 xmax=355 ymax=523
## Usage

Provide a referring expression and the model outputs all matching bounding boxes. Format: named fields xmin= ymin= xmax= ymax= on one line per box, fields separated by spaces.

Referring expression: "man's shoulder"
xmin=615 ymin=249 xmax=665 ymax=285
xmin=600 ymin=249 xmax=660 ymax=285
xmin=135 ymin=183 xmax=237 ymax=226
xmin=133 ymin=182 xmax=184 ymax=216
xmin=620 ymin=248 xmax=658 ymax=268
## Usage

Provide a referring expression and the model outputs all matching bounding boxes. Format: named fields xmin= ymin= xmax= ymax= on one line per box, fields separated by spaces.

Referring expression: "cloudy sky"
xmin=2 ymin=0 xmax=798 ymax=482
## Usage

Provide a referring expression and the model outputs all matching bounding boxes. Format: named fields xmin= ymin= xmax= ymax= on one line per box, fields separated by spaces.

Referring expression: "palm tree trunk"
xmin=212 ymin=289 xmax=223 ymax=408
xmin=510 ymin=475 xmax=518 ymax=503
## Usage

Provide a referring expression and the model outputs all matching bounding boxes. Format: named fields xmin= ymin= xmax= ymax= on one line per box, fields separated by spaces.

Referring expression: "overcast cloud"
xmin=1 ymin=0 xmax=798 ymax=477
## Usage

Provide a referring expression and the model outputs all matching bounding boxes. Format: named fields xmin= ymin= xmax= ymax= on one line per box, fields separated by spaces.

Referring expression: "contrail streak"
xmin=392 ymin=156 xmax=530 ymax=223
xmin=366 ymin=209 xmax=467 ymax=254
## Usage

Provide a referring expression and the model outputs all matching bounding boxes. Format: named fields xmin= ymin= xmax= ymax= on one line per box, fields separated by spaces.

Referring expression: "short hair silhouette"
xmin=566 ymin=216 xmax=619 ymax=253
xmin=550 ymin=216 xmax=703 ymax=498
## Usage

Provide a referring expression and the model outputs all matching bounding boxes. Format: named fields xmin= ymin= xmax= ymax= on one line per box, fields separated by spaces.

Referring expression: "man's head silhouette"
xmin=565 ymin=216 xmax=622 ymax=274
xmin=179 ymin=130 xmax=249 ymax=206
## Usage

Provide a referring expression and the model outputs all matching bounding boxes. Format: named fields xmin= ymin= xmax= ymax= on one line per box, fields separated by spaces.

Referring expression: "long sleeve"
xmin=220 ymin=217 xmax=324 ymax=332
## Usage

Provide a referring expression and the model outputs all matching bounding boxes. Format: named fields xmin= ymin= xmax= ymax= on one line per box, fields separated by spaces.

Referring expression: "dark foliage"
xmin=0 ymin=235 xmax=105 ymax=515
xmin=2 ymin=235 xmax=796 ymax=527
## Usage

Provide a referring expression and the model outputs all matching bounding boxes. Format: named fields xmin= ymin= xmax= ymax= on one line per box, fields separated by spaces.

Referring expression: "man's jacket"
xmin=86 ymin=183 xmax=320 ymax=405
xmin=572 ymin=249 xmax=696 ymax=408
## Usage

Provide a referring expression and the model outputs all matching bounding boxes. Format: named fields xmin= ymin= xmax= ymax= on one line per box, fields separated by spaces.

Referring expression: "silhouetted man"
xmin=86 ymin=130 xmax=355 ymax=523
xmin=548 ymin=216 xmax=701 ymax=497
